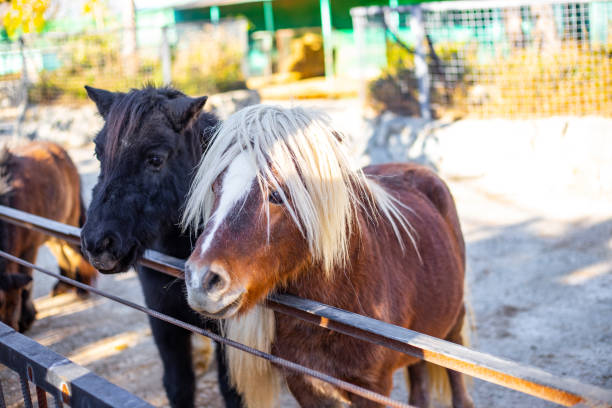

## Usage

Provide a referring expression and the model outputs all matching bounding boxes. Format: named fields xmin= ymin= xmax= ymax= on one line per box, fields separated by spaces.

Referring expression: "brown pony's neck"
xmin=280 ymin=208 xmax=391 ymax=315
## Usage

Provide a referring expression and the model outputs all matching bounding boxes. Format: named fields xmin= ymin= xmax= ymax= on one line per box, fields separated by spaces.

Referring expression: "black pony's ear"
xmin=84 ymin=86 xmax=117 ymax=119
xmin=166 ymin=96 xmax=208 ymax=129
xmin=0 ymin=274 xmax=32 ymax=290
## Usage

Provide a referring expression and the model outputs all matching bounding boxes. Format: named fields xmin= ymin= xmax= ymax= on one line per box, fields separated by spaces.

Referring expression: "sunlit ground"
xmin=1 ymin=108 xmax=610 ymax=407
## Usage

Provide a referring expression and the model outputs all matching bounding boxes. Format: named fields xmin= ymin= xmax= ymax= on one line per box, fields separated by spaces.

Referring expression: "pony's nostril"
xmin=96 ymin=232 xmax=120 ymax=254
xmin=100 ymin=236 xmax=112 ymax=250
xmin=202 ymin=270 xmax=225 ymax=293
xmin=207 ymin=273 xmax=221 ymax=291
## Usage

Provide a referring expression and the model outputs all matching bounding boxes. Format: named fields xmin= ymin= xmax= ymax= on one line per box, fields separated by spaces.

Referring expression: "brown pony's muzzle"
xmin=184 ymin=261 xmax=244 ymax=318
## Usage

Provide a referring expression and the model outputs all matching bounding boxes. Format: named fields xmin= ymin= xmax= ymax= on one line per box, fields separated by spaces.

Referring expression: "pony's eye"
xmin=268 ymin=190 xmax=284 ymax=205
xmin=147 ymin=154 xmax=165 ymax=169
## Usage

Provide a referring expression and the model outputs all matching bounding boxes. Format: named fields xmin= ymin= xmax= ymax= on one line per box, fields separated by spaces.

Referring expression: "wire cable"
xmin=0 ymin=250 xmax=413 ymax=408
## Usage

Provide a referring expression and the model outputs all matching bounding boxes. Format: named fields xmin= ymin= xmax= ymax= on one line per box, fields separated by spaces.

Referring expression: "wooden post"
xmin=410 ymin=5 xmax=431 ymax=120
xmin=16 ymin=37 xmax=29 ymax=138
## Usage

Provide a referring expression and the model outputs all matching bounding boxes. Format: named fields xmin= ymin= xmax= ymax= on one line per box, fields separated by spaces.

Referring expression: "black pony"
xmin=80 ymin=85 xmax=241 ymax=408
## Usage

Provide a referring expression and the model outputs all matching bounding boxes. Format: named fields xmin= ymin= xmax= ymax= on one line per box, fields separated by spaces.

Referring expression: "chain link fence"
xmin=352 ymin=0 xmax=611 ymax=118
xmin=0 ymin=18 xmax=248 ymax=113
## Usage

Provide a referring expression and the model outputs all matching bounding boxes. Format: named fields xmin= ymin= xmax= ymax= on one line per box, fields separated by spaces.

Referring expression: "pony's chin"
xmin=94 ymin=244 xmax=142 ymax=274
xmin=189 ymin=293 xmax=244 ymax=319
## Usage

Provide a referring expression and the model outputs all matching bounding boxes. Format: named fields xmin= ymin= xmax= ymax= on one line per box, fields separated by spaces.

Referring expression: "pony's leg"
xmin=138 ymin=265 xmax=243 ymax=408
xmin=17 ymin=247 xmax=37 ymax=333
xmin=407 ymin=361 xmax=430 ymax=408
xmin=139 ymin=266 xmax=195 ymax=407
xmin=48 ymin=241 xmax=96 ymax=297
xmin=285 ymin=374 xmax=344 ymax=408
xmin=445 ymin=306 xmax=474 ymax=408
xmin=65 ymin=244 xmax=97 ymax=297
xmin=47 ymin=240 xmax=74 ymax=296
xmin=214 ymin=340 xmax=244 ymax=408
xmin=345 ymin=374 xmax=394 ymax=408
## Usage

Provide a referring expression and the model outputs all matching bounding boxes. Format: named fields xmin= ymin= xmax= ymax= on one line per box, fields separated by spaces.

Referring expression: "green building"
xmin=134 ymin=0 xmax=441 ymax=77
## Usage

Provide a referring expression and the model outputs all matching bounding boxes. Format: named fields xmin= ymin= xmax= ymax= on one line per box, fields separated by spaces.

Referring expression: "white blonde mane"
xmin=182 ymin=104 xmax=416 ymax=408
xmin=182 ymin=104 xmax=415 ymax=275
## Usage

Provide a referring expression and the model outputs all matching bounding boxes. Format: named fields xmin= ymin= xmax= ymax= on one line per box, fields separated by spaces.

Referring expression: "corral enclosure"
xmin=0 ymin=0 xmax=611 ymax=407
xmin=354 ymin=1 xmax=611 ymax=118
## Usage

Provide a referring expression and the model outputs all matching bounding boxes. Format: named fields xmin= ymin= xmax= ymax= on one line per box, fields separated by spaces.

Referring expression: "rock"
xmin=206 ymin=89 xmax=261 ymax=120
xmin=11 ymin=104 xmax=102 ymax=147
xmin=364 ymin=111 xmax=440 ymax=170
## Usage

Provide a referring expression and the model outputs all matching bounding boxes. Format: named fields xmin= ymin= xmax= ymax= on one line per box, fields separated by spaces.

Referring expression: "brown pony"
xmin=181 ymin=105 xmax=473 ymax=408
xmin=0 ymin=141 xmax=97 ymax=332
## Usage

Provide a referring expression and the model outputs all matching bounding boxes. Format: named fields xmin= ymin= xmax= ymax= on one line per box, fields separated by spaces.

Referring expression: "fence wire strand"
xmin=0 ymin=250 xmax=413 ymax=408
xmin=353 ymin=0 xmax=611 ymax=118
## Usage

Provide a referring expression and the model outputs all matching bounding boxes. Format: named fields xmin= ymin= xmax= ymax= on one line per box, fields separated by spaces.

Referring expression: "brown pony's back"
xmin=272 ymin=163 xmax=471 ymax=407
xmin=0 ymin=141 xmax=97 ymax=332
xmin=363 ymin=162 xmax=470 ymax=407
xmin=364 ymin=162 xmax=465 ymax=268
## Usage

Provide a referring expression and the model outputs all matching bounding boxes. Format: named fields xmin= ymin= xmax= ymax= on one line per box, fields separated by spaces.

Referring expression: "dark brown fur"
xmin=0 ymin=141 xmax=97 ymax=332
xmin=190 ymin=163 xmax=473 ymax=407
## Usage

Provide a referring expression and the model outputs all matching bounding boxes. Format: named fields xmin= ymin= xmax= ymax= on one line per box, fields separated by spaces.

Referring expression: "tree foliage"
xmin=1 ymin=0 xmax=51 ymax=38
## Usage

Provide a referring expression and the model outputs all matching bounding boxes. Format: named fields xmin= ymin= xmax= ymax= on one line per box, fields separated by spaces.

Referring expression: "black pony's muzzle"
xmin=81 ymin=226 xmax=139 ymax=274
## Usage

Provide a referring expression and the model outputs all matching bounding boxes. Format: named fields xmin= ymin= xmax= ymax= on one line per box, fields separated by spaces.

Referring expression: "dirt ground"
xmin=1 ymin=101 xmax=610 ymax=407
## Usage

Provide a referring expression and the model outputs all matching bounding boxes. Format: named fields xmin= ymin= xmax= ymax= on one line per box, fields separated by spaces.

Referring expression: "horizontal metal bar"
xmin=0 ymin=250 xmax=412 ymax=408
xmin=0 ymin=206 xmax=81 ymax=247
xmin=0 ymin=322 xmax=152 ymax=408
xmin=2 ymin=205 xmax=612 ymax=407
xmin=349 ymin=0 xmax=596 ymax=17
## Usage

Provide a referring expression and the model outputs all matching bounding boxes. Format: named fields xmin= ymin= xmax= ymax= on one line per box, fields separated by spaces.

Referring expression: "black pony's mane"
xmin=103 ymin=84 xmax=217 ymax=171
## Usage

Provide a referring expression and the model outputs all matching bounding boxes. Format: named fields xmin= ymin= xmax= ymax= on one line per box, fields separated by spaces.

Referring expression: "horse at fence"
xmin=80 ymin=85 xmax=242 ymax=408
xmin=0 ymin=141 xmax=97 ymax=332
xmin=182 ymin=105 xmax=474 ymax=408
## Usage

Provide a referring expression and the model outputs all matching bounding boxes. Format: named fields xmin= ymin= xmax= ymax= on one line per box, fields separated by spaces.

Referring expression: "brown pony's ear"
xmin=0 ymin=274 xmax=32 ymax=290
xmin=166 ymin=96 xmax=208 ymax=129
xmin=84 ymin=86 xmax=117 ymax=119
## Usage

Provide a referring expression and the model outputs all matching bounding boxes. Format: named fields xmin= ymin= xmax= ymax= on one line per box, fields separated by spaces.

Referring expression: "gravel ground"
xmin=0 ymin=100 xmax=610 ymax=407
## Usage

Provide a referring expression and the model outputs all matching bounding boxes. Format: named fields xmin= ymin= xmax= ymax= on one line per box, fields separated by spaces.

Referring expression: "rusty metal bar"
xmin=19 ymin=373 xmax=33 ymax=408
xmin=2 ymin=205 xmax=612 ymax=407
xmin=0 ymin=319 xmax=152 ymax=408
xmin=0 ymin=381 xmax=6 ymax=408
xmin=53 ymin=393 xmax=63 ymax=408
xmin=36 ymin=386 xmax=48 ymax=408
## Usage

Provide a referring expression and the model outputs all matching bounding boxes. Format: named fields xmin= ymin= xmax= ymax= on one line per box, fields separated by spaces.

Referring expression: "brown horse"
xmin=0 ymin=141 xmax=97 ymax=332
xmin=181 ymin=105 xmax=473 ymax=408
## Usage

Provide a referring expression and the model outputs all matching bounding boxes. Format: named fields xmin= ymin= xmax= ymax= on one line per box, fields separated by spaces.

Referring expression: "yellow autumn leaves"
xmin=1 ymin=0 xmax=50 ymax=38
xmin=0 ymin=0 xmax=102 ymax=38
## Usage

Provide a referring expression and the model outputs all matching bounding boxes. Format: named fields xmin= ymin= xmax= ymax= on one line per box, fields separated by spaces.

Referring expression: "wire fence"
xmin=0 ymin=320 xmax=153 ymax=408
xmin=0 ymin=18 xmax=248 ymax=112
xmin=352 ymin=0 xmax=612 ymax=118
xmin=1 ymin=205 xmax=612 ymax=408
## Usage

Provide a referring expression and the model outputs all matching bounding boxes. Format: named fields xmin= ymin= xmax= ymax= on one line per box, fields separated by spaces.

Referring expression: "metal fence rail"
xmin=351 ymin=0 xmax=612 ymax=118
xmin=1 ymin=205 xmax=612 ymax=407
xmin=0 ymin=320 xmax=152 ymax=408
